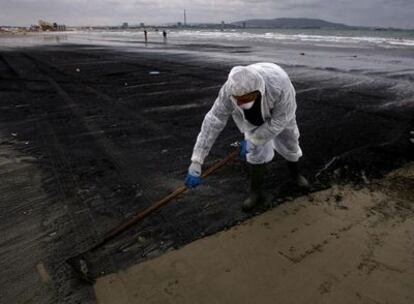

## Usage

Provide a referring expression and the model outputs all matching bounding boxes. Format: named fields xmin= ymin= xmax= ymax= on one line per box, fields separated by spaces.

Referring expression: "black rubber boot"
xmin=242 ymin=164 xmax=266 ymax=212
xmin=287 ymin=161 xmax=310 ymax=190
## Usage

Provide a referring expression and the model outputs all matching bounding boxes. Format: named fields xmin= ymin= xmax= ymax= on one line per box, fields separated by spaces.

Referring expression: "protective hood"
xmin=227 ymin=66 xmax=266 ymax=97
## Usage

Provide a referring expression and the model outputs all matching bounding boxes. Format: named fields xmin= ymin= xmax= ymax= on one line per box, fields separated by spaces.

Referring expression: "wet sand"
xmin=95 ymin=163 xmax=414 ymax=304
xmin=0 ymin=40 xmax=413 ymax=303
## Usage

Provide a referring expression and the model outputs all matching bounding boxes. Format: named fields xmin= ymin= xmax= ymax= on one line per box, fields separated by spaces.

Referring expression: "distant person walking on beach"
xmin=185 ymin=63 xmax=309 ymax=211
xmin=162 ymin=30 xmax=167 ymax=42
xmin=144 ymin=30 xmax=148 ymax=42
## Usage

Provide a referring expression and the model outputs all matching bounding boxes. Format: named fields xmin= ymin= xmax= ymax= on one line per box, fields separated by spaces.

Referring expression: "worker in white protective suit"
xmin=185 ymin=62 xmax=309 ymax=211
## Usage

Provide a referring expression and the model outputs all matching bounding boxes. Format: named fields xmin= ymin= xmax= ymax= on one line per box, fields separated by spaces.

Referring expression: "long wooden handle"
xmin=91 ymin=150 xmax=239 ymax=251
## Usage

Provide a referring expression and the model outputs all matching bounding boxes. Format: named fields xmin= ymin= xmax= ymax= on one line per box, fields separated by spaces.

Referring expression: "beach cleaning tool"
xmin=67 ymin=149 xmax=239 ymax=283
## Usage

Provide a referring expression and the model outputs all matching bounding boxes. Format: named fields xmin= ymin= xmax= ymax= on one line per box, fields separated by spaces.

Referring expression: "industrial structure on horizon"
xmin=37 ymin=20 xmax=67 ymax=31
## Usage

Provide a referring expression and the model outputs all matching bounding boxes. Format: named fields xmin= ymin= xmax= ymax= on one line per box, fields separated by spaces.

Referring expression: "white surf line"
xmin=296 ymin=77 xmax=372 ymax=95
xmin=341 ymin=79 xmax=371 ymax=89
xmin=58 ymin=60 xmax=122 ymax=67
xmin=122 ymin=81 xmax=169 ymax=90
xmin=296 ymin=87 xmax=321 ymax=94
xmin=142 ymin=84 xmax=221 ymax=96
xmin=143 ymin=103 xmax=204 ymax=113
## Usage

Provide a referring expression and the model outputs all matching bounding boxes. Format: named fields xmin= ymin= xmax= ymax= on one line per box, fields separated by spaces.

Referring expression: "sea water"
xmin=1 ymin=27 xmax=413 ymax=80
xmin=2 ymin=28 xmax=413 ymax=48
xmin=170 ymin=28 xmax=414 ymax=48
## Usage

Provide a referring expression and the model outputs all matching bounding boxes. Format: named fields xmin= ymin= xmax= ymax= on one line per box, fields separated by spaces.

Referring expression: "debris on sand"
xmin=36 ymin=263 xmax=51 ymax=284
xmin=361 ymin=170 xmax=370 ymax=184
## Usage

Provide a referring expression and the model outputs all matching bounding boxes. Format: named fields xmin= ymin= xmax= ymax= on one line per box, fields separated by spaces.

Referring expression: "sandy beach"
xmin=0 ymin=32 xmax=413 ymax=303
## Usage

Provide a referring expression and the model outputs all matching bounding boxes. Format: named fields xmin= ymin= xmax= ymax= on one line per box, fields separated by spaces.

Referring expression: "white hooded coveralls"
xmin=191 ymin=62 xmax=302 ymax=165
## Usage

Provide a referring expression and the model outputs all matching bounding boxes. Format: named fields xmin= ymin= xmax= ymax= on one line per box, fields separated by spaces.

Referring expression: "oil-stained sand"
xmin=0 ymin=42 xmax=412 ymax=303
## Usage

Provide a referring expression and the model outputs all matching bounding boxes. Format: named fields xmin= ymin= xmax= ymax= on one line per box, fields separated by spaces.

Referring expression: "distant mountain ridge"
xmin=232 ymin=18 xmax=354 ymax=29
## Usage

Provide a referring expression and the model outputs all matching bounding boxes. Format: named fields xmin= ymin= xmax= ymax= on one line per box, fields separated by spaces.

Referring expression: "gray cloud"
xmin=0 ymin=0 xmax=413 ymax=28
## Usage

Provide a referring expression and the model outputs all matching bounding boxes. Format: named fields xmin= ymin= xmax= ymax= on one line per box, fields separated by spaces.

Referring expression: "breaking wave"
xmin=172 ymin=30 xmax=414 ymax=48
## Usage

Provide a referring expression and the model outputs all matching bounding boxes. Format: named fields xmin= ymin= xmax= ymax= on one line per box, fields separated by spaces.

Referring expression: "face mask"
xmin=239 ymin=100 xmax=255 ymax=110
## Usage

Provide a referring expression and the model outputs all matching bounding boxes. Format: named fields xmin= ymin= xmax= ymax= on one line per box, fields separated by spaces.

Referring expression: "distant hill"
xmin=232 ymin=18 xmax=354 ymax=29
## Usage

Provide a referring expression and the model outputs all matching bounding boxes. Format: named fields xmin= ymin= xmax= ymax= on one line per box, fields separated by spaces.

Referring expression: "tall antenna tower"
xmin=184 ymin=9 xmax=187 ymax=26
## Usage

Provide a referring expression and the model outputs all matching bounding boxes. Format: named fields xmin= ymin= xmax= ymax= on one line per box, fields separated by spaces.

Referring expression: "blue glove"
xmin=185 ymin=173 xmax=201 ymax=188
xmin=185 ymin=161 xmax=202 ymax=188
xmin=239 ymin=140 xmax=248 ymax=160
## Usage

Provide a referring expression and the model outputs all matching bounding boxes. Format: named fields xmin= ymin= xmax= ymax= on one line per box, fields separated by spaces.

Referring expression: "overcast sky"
xmin=1 ymin=0 xmax=413 ymax=29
